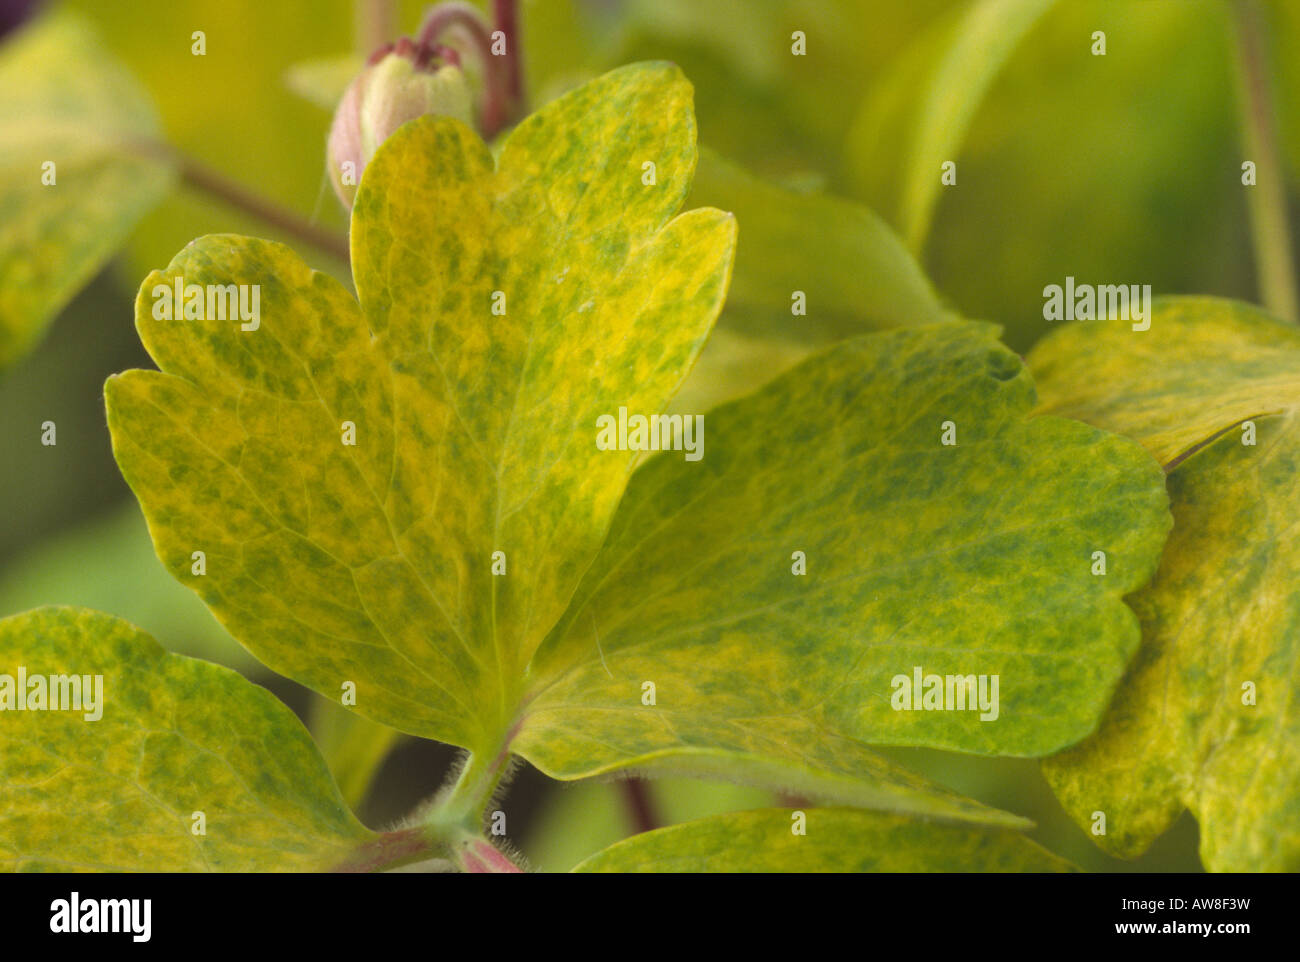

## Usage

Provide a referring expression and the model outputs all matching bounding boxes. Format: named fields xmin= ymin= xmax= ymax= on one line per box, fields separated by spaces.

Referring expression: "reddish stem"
xmin=125 ymin=138 xmax=350 ymax=263
xmin=619 ymin=778 xmax=661 ymax=835
xmin=460 ymin=838 xmax=524 ymax=873
xmin=417 ymin=0 xmax=523 ymax=138
xmin=417 ymin=1 xmax=492 ymax=50
xmin=493 ymin=0 xmax=523 ymax=109
xmin=334 ymin=827 xmax=437 ymax=873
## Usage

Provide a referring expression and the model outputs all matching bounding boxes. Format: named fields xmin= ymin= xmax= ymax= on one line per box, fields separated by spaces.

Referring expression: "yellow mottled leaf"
xmin=106 ymin=63 xmax=736 ymax=758
xmin=517 ymin=322 xmax=1171 ymax=774
xmin=1029 ymin=297 xmax=1300 ymax=871
xmin=1031 ymin=297 xmax=1300 ymax=467
xmin=0 ymin=608 xmax=372 ymax=871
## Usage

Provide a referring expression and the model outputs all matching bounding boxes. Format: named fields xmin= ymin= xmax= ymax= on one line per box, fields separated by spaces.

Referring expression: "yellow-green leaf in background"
xmin=285 ymin=53 xmax=364 ymax=111
xmin=0 ymin=607 xmax=372 ymax=871
xmin=598 ymin=0 xmax=950 ymax=178
xmin=674 ymin=147 xmax=951 ymax=414
xmin=310 ymin=696 xmax=404 ymax=813
xmin=693 ymin=147 xmax=949 ymax=341
xmin=0 ymin=501 xmax=258 ymax=673
xmin=0 ymin=11 xmax=174 ymax=371
xmin=106 ymin=63 xmax=736 ymax=759
xmin=516 ymin=321 xmax=1172 ymax=776
xmin=1028 ymin=297 xmax=1300 ymax=871
xmin=573 ymin=808 xmax=1075 ymax=872
xmin=69 ymin=0 xmax=588 ymax=282
xmin=62 ymin=0 xmax=437 ymax=279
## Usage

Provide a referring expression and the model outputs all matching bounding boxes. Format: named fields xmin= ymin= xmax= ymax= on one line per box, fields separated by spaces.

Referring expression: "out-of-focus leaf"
xmin=1028 ymin=298 xmax=1300 ymax=871
xmin=525 ymin=777 xmax=773 ymax=873
xmin=0 ymin=11 xmax=174 ymax=370
xmin=285 ymin=53 xmax=362 ymax=110
xmin=846 ymin=0 xmax=1056 ymax=252
xmin=64 ymin=0 xmax=437 ymax=277
xmin=573 ymin=808 xmax=1075 ymax=872
xmin=0 ymin=607 xmax=372 ymax=871
xmin=874 ymin=745 xmax=1207 ymax=872
xmin=0 ymin=271 xmax=151 ymax=562
xmin=669 ymin=327 xmax=811 ymax=418
xmin=1264 ymin=0 xmax=1300 ymax=186
xmin=0 ymin=501 xmax=256 ymax=672
xmin=692 ymin=148 xmax=949 ymax=340
xmin=310 ymin=696 xmax=404 ymax=812
xmin=845 ymin=0 xmax=1245 ymax=351
xmin=602 ymin=0 xmax=950 ymax=177
xmin=674 ymin=147 xmax=951 ymax=413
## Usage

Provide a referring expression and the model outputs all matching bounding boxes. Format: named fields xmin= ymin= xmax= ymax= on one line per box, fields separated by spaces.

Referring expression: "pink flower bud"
xmin=327 ymin=41 xmax=473 ymax=210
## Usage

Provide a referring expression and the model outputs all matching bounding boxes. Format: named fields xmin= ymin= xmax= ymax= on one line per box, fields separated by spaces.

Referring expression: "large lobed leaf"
xmin=107 ymin=62 xmax=736 ymax=756
xmin=1029 ymin=297 xmax=1300 ymax=871
xmin=0 ymin=608 xmax=371 ymax=871
xmin=517 ymin=321 xmax=1171 ymax=772
xmin=0 ymin=11 xmax=174 ymax=371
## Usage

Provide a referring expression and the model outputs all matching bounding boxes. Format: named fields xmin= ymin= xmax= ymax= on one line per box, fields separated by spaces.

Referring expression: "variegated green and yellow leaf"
xmin=105 ymin=62 xmax=736 ymax=757
xmin=1029 ymin=297 xmax=1300 ymax=871
xmin=0 ymin=607 xmax=371 ymax=872
xmin=516 ymin=322 xmax=1171 ymax=774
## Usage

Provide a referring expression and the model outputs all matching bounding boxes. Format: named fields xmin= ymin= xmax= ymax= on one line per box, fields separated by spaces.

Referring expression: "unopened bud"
xmin=327 ymin=40 xmax=473 ymax=209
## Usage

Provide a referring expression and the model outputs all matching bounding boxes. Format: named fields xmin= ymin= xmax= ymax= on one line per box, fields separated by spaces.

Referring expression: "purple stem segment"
xmin=417 ymin=0 xmax=523 ymax=138
xmin=460 ymin=838 xmax=524 ymax=873
xmin=334 ymin=827 xmax=438 ymax=873
xmin=493 ymin=0 xmax=523 ymax=107
xmin=619 ymin=778 xmax=661 ymax=835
